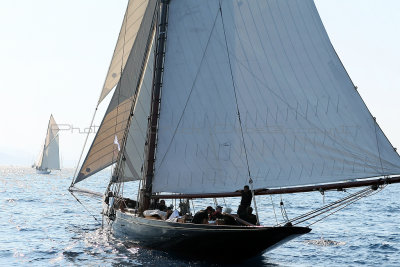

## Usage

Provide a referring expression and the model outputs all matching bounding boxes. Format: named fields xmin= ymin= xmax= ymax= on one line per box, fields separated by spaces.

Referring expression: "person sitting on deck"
xmin=244 ymin=206 xmax=257 ymax=225
xmin=192 ymin=206 xmax=213 ymax=224
xmin=157 ymin=200 xmax=167 ymax=211
xmin=237 ymin=185 xmax=252 ymax=219
xmin=166 ymin=206 xmax=173 ymax=219
xmin=210 ymin=205 xmax=223 ymax=220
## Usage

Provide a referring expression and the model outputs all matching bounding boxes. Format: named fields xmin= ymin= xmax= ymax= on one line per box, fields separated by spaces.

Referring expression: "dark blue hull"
xmin=113 ymin=211 xmax=311 ymax=260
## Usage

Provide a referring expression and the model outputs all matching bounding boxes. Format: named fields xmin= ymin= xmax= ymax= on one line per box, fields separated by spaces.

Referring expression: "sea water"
xmin=1 ymin=166 xmax=399 ymax=266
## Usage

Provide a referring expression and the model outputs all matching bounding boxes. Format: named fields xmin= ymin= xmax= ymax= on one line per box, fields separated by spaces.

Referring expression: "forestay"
xmin=152 ymin=0 xmax=400 ymax=194
xmin=74 ymin=1 xmax=157 ymax=184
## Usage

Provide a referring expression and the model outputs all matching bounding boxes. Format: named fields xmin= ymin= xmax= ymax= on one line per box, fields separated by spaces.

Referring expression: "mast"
xmin=141 ymin=0 xmax=169 ymax=211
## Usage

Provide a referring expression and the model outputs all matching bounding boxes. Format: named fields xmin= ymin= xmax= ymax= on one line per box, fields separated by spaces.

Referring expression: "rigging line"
xmin=71 ymin=106 xmax=98 ymax=186
xmin=278 ymin=193 xmax=289 ymax=223
xmin=225 ymin=48 xmax=377 ymax=168
xmin=121 ymin=172 xmax=125 ymax=198
xmin=219 ymin=1 xmax=259 ymax=225
xmin=191 ymin=199 xmax=196 ymax=214
xmin=43 ymin=132 xmax=60 ymax=152
xmin=293 ymin=192 xmax=370 ymax=225
xmin=156 ymin=7 xmax=221 ymax=170
xmin=373 ymin=118 xmax=385 ymax=174
xmin=213 ymin=198 xmax=218 ymax=206
xmin=219 ymin=1 xmax=251 ymax=183
xmin=228 ymin=1 xmax=303 ymax=169
xmin=72 ymin=0 xmax=133 ymax=184
xmin=290 ymin=190 xmax=368 ymax=222
xmin=270 ymin=195 xmax=279 ymax=225
xmin=122 ymin=47 xmax=158 ymax=165
xmin=251 ymin=192 xmax=260 ymax=225
xmin=97 ymin=0 xmax=131 ymax=104
xmin=136 ymin=182 xmax=141 ymax=209
xmin=112 ymin=0 xmax=130 ymax=179
xmin=287 ymin=187 xmax=371 ymax=223
xmin=140 ymin=1 xmax=166 ymax=208
xmin=279 ymin=199 xmax=289 ymax=222
xmin=306 ymin=186 xmax=384 ymax=227
xmin=293 ymin=187 xmax=377 ymax=226
xmin=69 ymin=190 xmax=101 ymax=225
xmin=110 ymin=27 xmax=157 ymax=183
xmin=105 ymin=3 xmax=135 ymax=209
xmin=267 ymin=0 xmax=366 ymax=163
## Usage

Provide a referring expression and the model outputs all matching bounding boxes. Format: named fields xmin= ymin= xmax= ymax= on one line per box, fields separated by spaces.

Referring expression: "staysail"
xmin=151 ymin=0 xmax=400 ymax=194
xmin=37 ymin=115 xmax=60 ymax=170
xmin=74 ymin=0 xmax=157 ymax=184
xmin=118 ymin=34 xmax=155 ymax=182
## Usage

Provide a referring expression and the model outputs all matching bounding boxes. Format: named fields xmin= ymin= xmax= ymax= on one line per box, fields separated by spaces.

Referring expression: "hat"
xmin=216 ymin=205 xmax=223 ymax=210
xmin=206 ymin=206 xmax=213 ymax=211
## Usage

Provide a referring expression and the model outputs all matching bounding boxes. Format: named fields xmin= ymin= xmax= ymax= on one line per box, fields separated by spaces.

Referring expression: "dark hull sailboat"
xmin=69 ymin=0 xmax=400 ymax=263
xmin=113 ymin=211 xmax=311 ymax=259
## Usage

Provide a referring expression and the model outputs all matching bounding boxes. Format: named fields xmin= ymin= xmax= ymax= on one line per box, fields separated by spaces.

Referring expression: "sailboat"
xmin=69 ymin=0 xmax=400 ymax=260
xmin=34 ymin=115 xmax=60 ymax=174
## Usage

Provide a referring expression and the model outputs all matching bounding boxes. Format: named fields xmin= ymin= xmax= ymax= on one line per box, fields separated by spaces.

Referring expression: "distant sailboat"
xmin=70 ymin=0 xmax=400 ymax=260
xmin=34 ymin=115 xmax=60 ymax=174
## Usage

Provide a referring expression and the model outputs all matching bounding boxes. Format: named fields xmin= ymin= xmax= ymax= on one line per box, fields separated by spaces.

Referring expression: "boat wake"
xmin=305 ymin=237 xmax=346 ymax=246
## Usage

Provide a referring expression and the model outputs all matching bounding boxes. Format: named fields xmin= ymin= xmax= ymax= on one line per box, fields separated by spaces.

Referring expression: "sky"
xmin=0 ymin=0 xmax=399 ymax=168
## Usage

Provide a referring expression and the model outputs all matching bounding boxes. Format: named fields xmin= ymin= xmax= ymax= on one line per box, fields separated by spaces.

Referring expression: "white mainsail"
xmin=74 ymin=0 xmax=157 ymax=183
xmin=74 ymin=0 xmax=400 ymax=195
xmin=151 ymin=0 xmax=400 ymax=194
xmin=36 ymin=115 xmax=60 ymax=170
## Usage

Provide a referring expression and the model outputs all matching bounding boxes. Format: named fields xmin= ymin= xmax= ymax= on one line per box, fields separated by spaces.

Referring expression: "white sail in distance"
xmin=151 ymin=0 xmax=400 ymax=194
xmin=37 ymin=115 xmax=60 ymax=170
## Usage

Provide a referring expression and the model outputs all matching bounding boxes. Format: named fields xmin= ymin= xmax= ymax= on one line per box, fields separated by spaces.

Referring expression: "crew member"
xmin=157 ymin=200 xmax=167 ymax=211
xmin=245 ymin=206 xmax=257 ymax=225
xmin=237 ymin=185 xmax=252 ymax=219
xmin=210 ymin=205 xmax=223 ymax=220
xmin=192 ymin=206 xmax=213 ymax=224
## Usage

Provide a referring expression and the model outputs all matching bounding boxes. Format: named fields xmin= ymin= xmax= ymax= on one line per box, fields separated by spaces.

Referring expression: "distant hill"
xmin=0 ymin=148 xmax=34 ymax=167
